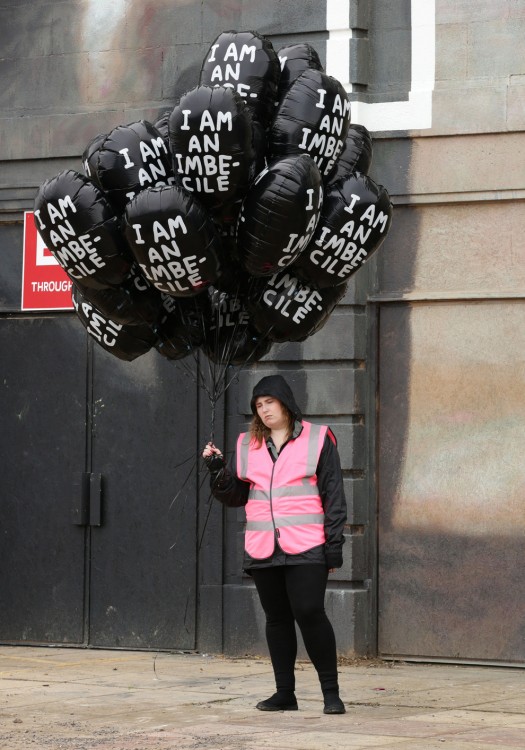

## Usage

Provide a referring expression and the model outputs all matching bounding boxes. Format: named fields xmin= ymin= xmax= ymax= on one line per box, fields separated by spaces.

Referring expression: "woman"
xmin=202 ymin=374 xmax=347 ymax=714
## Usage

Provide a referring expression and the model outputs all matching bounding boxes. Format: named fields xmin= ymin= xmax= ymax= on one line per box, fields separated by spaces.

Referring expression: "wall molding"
xmin=392 ymin=189 xmax=525 ymax=206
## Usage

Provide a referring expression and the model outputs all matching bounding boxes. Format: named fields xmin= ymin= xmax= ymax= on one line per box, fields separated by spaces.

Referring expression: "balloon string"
xmin=180 ymin=469 xmax=216 ymax=637
xmin=168 ymin=458 xmax=197 ymax=513
xmin=213 ymin=278 xmax=246 ymax=396
xmin=161 ymin=277 xmax=274 ymax=434
xmin=172 ymin=452 xmax=198 ymax=471
xmin=210 ymin=289 xmax=227 ymax=405
xmin=212 ymin=288 xmax=224 ymax=399
xmin=206 ymin=277 xmax=274 ymax=404
xmin=209 ymin=400 xmax=216 ymax=444
xmin=199 ymin=295 xmax=218 ymax=400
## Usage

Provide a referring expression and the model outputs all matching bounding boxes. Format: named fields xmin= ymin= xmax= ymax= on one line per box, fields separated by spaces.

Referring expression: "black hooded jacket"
xmin=208 ymin=375 xmax=347 ymax=570
xmin=250 ymin=374 xmax=303 ymax=421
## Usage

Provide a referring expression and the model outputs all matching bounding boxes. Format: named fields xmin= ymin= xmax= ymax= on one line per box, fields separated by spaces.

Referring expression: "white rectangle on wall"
xmin=325 ymin=0 xmax=436 ymax=131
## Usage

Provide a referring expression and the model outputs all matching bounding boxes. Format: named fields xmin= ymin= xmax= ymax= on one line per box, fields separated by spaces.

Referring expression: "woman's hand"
xmin=202 ymin=442 xmax=222 ymax=458
xmin=202 ymin=442 xmax=226 ymax=472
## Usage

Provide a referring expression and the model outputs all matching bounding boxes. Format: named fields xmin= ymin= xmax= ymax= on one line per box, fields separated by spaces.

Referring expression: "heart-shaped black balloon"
xmin=169 ymin=85 xmax=257 ymax=212
xmin=237 ymin=154 xmax=323 ymax=277
xmin=201 ymin=287 xmax=271 ymax=365
xmin=91 ymin=121 xmax=175 ymax=212
xmin=200 ymin=30 xmax=280 ymax=128
xmin=276 ymin=43 xmax=323 ymax=99
xmin=34 ymin=169 xmax=133 ymax=289
xmin=325 ymin=124 xmax=373 ymax=183
xmin=270 ymin=68 xmax=351 ymax=178
xmin=123 ymin=184 xmax=221 ymax=297
xmin=294 ymin=172 xmax=393 ymax=288
xmin=247 ymin=270 xmax=347 ymax=342
xmin=154 ymin=294 xmax=205 ymax=360
xmin=74 ymin=265 xmax=163 ymax=326
xmin=72 ymin=284 xmax=157 ymax=361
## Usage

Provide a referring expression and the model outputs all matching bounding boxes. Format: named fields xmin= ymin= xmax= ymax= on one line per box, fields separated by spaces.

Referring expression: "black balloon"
xmin=270 ymin=68 xmax=351 ymax=177
xmin=91 ymin=121 xmax=175 ymax=212
xmin=277 ymin=43 xmax=323 ymax=99
xmin=237 ymin=155 xmax=323 ymax=277
xmin=247 ymin=270 xmax=347 ymax=342
xmin=252 ymin=119 xmax=269 ymax=176
xmin=154 ymin=294 xmax=205 ymax=360
xmin=169 ymin=85 xmax=256 ymax=212
xmin=34 ymin=169 xmax=132 ymax=289
xmin=199 ymin=30 xmax=280 ymax=128
xmin=294 ymin=173 xmax=393 ymax=288
xmin=201 ymin=288 xmax=271 ymax=365
xmin=213 ymin=203 xmax=243 ymax=273
xmin=74 ymin=265 xmax=163 ymax=326
xmin=81 ymin=132 xmax=106 ymax=188
xmin=204 ymin=323 xmax=271 ymax=366
xmin=213 ymin=198 xmax=243 ymax=234
xmin=213 ymin=259 xmax=250 ymax=293
xmin=326 ymin=124 xmax=373 ymax=183
xmin=37 ymin=26 xmax=392 ymax=373
xmin=153 ymin=110 xmax=172 ymax=154
xmin=123 ymin=184 xmax=221 ymax=297
xmin=72 ymin=284 xmax=156 ymax=361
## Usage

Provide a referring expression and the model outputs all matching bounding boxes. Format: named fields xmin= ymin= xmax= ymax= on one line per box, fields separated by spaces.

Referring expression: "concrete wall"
xmin=370 ymin=1 xmax=525 ymax=663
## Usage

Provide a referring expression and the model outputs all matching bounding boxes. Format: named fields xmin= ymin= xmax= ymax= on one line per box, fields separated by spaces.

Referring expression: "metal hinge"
xmin=72 ymin=472 xmax=103 ymax=526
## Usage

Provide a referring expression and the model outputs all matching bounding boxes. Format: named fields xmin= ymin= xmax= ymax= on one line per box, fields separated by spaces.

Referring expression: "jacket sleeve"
xmin=317 ymin=430 xmax=347 ymax=568
xmin=208 ymin=451 xmax=251 ymax=508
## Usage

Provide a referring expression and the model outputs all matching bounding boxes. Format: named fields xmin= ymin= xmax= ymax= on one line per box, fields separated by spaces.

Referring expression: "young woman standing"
xmin=202 ymin=374 xmax=347 ymax=714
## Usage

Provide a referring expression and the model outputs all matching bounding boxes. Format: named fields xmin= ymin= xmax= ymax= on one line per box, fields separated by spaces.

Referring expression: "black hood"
xmin=250 ymin=375 xmax=302 ymax=420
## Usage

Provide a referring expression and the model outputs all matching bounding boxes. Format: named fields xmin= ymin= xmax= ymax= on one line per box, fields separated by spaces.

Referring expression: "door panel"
xmin=88 ymin=348 xmax=198 ymax=649
xmin=0 ymin=318 xmax=200 ymax=649
xmin=0 ymin=317 xmax=87 ymax=643
xmin=378 ymin=302 xmax=525 ymax=663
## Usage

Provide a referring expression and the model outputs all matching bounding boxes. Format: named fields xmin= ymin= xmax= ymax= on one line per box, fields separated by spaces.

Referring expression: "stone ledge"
xmin=223 ymin=583 xmax=370 ymax=657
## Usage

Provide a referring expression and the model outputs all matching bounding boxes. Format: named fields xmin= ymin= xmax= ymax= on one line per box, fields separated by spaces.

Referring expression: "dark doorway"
xmin=0 ymin=315 xmax=199 ymax=650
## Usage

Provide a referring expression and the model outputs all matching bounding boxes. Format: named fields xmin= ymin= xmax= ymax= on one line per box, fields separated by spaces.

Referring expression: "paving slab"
xmin=0 ymin=647 xmax=523 ymax=750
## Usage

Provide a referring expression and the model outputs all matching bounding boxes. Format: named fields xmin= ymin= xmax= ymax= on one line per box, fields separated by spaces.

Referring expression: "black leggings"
xmin=251 ymin=565 xmax=339 ymax=695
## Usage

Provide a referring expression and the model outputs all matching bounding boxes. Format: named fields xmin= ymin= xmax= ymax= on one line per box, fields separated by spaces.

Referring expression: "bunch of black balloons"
xmin=34 ymin=30 xmax=393 ymax=376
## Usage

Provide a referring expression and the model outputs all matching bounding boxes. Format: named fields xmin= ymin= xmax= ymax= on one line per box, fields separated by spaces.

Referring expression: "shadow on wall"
xmin=375 ymin=0 xmax=525 ymax=664
xmin=378 ymin=297 xmax=525 ymax=662
xmin=380 ymin=530 xmax=525 ymax=662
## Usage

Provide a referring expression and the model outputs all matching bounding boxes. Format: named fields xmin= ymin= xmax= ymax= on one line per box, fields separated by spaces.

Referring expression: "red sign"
xmin=21 ymin=211 xmax=74 ymax=311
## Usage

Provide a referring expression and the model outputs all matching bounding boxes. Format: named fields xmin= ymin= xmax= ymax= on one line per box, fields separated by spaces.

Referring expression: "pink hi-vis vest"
xmin=236 ymin=420 xmax=327 ymax=559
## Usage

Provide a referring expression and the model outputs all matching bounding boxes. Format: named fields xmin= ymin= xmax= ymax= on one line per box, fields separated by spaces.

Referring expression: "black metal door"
xmin=0 ymin=317 xmax=88 ymax=644
xmin=87 ymin=347 xmax=198 ymax=650
xmin=0 ymin=316 xmax=199 ymax=650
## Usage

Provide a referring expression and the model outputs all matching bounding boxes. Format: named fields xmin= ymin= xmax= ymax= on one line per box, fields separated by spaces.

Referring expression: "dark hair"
xmin=249 ymin=400 xmax=295 ymax=447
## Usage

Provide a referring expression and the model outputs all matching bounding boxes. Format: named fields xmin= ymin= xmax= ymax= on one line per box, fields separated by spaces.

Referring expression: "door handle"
xmin=72 ymin=472 xmax=102 ymax=526
xmin=89 ymin=473 xmax=102 ymax=526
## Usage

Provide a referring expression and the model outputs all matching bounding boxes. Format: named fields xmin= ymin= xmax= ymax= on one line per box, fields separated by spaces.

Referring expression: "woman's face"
xmin=255 ymin=396 xmax=288 ymax=431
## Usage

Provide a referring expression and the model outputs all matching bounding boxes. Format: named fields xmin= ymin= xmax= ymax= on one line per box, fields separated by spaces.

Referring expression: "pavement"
xmin=1 ymin=646 xmax=524 ymax=750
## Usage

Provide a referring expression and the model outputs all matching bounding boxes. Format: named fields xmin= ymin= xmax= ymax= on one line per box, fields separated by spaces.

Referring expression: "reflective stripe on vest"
xmin=236 ymin=420 xmax=328 ymax=558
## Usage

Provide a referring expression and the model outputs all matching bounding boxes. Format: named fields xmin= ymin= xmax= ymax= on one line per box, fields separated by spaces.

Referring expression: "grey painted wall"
xmin=0 ymin=0 xmax=377 ymax=657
